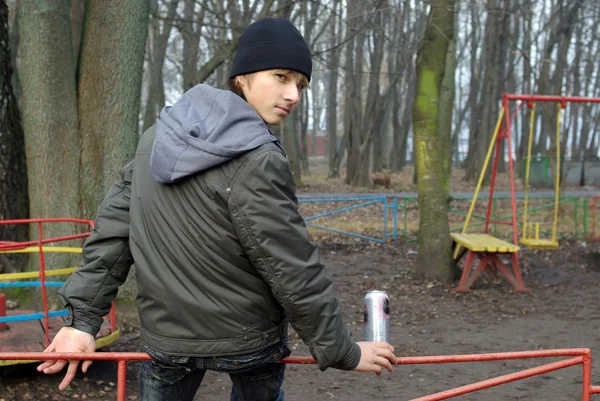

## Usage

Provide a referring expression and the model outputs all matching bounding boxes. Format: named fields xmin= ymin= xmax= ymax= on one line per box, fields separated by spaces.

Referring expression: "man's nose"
xmin=283 ymin=83 xmax=300 ymax=104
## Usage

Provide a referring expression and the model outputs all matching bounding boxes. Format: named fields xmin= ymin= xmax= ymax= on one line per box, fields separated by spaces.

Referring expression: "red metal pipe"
xmin=0 ymin=293 xmax=6 ymax=331
xmin=505 ymin=94 xmax=600 ymax=104
xmin=2 ymin=350 xmax=593 ymax=365
xmin=485 ymin=101 xmax=526 ymax=234
xmin=503 ymin=96 xmax=519 ymax=247
xmin=37 ymin=222 xmax=50 ymax=348
xmin=282 ymin=349 xmax=595 ymax=365
xmin=0 ymin=218 xmax=94 ymax=226
xmin=409 ymin=356 xmax=584 ymax=401
xmin=117 ymin=360 xmax=127 ymax=401
xmin=0 ymin=233 xmax=92 ymax=251
xmin=398 ymin=348 xmax=591 ymax=364
xmin=0 ymin=352 xmax=151 ymax=361
xmin=109 ymin=301 xmax=118 ymax=332
xmin=0 ymin=218 xmax=94 ymax=251
xmin=583 ymin=350 xmax=592 ymax=401
xmin=2 ymin=349 xmax=600 ymax=400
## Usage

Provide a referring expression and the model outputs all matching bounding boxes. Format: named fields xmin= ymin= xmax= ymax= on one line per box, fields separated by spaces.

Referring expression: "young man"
xmin=38 ymin=18 xmax=397 ymax=401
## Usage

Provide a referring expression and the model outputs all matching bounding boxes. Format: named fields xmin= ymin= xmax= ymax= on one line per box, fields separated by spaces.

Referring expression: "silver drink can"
xmin=363 ymin=290 xmax=390 ymax=342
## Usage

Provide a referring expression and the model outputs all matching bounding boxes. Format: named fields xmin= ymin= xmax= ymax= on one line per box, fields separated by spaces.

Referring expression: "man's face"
xmin=237 ymin=69 xmax=308 ymax=125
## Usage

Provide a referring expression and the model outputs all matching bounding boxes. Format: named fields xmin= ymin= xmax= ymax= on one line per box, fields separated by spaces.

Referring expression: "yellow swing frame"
xmin=520 ymin=103 xmax=562 ymax=249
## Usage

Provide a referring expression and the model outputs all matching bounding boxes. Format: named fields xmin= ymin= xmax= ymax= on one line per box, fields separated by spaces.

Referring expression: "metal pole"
xmin=38 ymin=222 xmax=50 ymax=348
xmin=0 ymin=293 xmax=6 ymax=331
xmin=575 ymin=199 xmax=579 ymax=238
xmin=583 ymin=350 xmax=592 ymax=401
xmin=403 ymin=198 xmax=408 ymax=237
xmin=584 ymin=198 xmax=588 ymax=240
xmin=117 ymin=360 xmax=127 ymax=401
xmin=393 ymin=198 xmax=398 ymax=240
xmin=383 ymin=198 xmax=387 ymax=239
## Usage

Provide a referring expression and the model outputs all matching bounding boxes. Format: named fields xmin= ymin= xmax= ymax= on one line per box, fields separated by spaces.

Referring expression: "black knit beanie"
xmin=229 ymin=18 xmax=312 ymax=82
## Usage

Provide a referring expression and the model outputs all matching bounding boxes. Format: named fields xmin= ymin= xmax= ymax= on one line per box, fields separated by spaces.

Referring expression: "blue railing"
xmin=299 ymin=194 xmax=595 ymax=244
xmin=300 ymin=196 xmax=399 ymax=244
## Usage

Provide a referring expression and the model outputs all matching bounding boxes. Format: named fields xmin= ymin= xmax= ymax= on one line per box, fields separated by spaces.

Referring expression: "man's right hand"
xmin=37 ymin=326 xmax=96 ymax=390
xmin=354 ymin=342 xmax=397 ymax=375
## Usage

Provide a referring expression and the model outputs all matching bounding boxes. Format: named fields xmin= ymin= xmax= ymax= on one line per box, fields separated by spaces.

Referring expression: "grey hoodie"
xmin=150 ymin=84 xmax=278 ymax=184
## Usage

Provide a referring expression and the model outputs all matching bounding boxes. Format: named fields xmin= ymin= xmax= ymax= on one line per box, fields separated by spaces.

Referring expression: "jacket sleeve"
xmin=228 ymin=149 xmax=361 ymax=371
xmin=57 ymin=161 xmax=134 ymax=336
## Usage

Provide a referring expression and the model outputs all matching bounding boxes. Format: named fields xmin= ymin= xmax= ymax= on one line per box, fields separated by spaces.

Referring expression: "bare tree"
xmin=345 ymin=0 xmax=392 ymax=187
xmin=77 ymin=0 xmax=150 ymax=218
xmin=181 ymin=0 xmax=204 ymax=92
xmin=142 ymin=0 xmax=180 ymax=132
xmin=535 ymin=0 xmax=584 ymax=156
xmin=464 ymin=0 xmax=506 ymax=183
xmin=0 ymin=0 xmax=28 ymax=273
xmin=327 ymin=0 xmax=344 ymax=178
xmin=18 ymin=0 xmax=81 ymax=245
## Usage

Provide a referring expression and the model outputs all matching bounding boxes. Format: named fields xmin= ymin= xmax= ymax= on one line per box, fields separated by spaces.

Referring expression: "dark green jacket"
xmin=59 ymin=84 xmax=360 ymax=371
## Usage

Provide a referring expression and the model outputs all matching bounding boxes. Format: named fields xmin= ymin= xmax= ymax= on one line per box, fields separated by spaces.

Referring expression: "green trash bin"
xmin=521 ymin=155 xmax=550 ymax=187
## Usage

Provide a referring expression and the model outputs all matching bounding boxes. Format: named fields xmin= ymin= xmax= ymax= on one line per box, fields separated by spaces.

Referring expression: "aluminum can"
xmin=363 ymin=290 xmax=390 ymax=342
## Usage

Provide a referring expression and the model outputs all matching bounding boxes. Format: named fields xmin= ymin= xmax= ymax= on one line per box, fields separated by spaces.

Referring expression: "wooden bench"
xmin=451 ymin=233 xmax=526 ymax=292
xmin=451 ymin=233 xmax=519 ymax=253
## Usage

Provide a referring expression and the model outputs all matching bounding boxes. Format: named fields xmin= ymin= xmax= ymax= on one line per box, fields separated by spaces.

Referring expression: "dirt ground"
xmin=2 ymin=239 xmax=600 ymax=401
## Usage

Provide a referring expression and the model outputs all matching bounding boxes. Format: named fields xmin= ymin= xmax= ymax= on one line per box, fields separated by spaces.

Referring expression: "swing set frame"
xmin=452 ymin=93 xmax=600 ymax=292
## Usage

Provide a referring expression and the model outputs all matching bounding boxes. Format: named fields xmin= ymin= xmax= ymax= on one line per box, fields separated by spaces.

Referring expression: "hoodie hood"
xmin=150 ymin=84 xmax=278 ymax=184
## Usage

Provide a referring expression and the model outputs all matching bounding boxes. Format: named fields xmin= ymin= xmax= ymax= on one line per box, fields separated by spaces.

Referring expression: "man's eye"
xmin=276 ymin=74 xmax=286 ymax=80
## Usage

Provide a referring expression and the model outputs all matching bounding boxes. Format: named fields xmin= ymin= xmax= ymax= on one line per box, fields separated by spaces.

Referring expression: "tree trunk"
xmin=347 ymin=2 xmax=390 ymax=187
xmin=570 ymin=22 xmax=583 ymax=160
xmin=438 ymin=29 xmax=456 ymax=187
xmin=0 ymin=0 xmax=28 ymax=273
xmin=344 ymin=0 xmax=365 ymax=186
xmin=311 ymin=78 xmax=320 ymax=157
xmin=77 ymin=0 xmax=149 ymax=219
xmin=495 ymin=0 xmax=511 ymax=173
xmin=8 ymin=2 xmax=20 ymax=108
xmin=581 ymin=60 xmax=600 ymax=156
xmin=18 ymin=0 xmax=80 ymax=244
xmin=463 ymin=0 xmax=483 ymax=178
xmin=71 ymin=0 xmax=85 ymax=70
xmin=413 ymin=0 xmax=455 ymax=281
xmin=181 ymin=0 xmax=203 ymax=92
xmin=396 ymin=61 xmax=417 ymax=171
xmin=142 ymin=0 xmax=179 ymax=132
xmin=390 ymin=84 xmax=402 ymax=171
xmin=536 ymin=0 xmax=583 ymax=154
xmin=464 ymin=0 xmax=503 ymax=185
xmin=299 ymin=97 xmax=310 ymax=173
xmin=519 ymin=0 xmax=532 ymax=161
xmin=282 ymin=111 xmax=302 ymax=185
xmin=327 ymin=0 xmax=343 ymax=178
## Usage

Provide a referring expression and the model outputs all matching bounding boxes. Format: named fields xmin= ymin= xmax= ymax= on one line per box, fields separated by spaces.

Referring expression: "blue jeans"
xmin=140 ymin=340 xmax=291 ymax=401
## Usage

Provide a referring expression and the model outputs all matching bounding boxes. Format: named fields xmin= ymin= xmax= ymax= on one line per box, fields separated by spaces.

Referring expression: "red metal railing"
xmin=0 ymin=218 xmax=96 ymax=346
xmin=504 ymin=94 xmax=600 ymax=104
xmin=1 ymin=348 xmax=599 ymax=401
